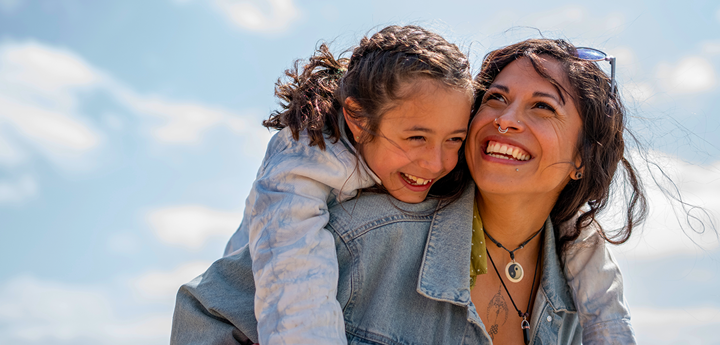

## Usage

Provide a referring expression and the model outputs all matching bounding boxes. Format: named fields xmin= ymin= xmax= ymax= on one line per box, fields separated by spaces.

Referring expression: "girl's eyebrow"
xmin=405 ymin=126 xmax=467 ymax=135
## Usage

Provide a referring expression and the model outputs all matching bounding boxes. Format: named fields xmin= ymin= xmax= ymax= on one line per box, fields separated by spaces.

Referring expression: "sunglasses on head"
xmin=575 ymin=47 xmax=616 ymax=94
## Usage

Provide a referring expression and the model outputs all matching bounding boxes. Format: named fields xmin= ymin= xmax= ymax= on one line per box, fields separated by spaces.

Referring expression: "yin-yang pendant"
xmin=505 ymin=260 xmax=524 ymax=283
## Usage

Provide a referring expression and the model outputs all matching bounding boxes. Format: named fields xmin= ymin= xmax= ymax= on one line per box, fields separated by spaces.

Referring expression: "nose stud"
xmin=495 ymin=118 xmax=509 ymax=134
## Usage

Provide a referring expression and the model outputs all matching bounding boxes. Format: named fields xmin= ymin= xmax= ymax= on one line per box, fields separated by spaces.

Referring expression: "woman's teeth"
xmin=486 ymin=141 xmax=530 ymax=161
xmin=401 ymin=173 xmax=432 ymax=186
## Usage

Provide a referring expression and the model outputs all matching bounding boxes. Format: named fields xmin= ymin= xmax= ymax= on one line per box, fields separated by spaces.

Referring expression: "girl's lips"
xmin=399 ymin=172 xmax=434 ymax=192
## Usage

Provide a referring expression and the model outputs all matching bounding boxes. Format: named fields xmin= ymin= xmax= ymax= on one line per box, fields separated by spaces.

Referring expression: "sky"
xmin=0 ymin=0 xmax=719 ymax=344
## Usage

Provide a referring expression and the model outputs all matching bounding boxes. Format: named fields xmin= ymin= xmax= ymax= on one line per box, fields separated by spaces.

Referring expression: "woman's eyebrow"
xmin=532 ymin=91 xmax=564 ymax=105
xmin=488 ymin=84 xmax=509 ymax=92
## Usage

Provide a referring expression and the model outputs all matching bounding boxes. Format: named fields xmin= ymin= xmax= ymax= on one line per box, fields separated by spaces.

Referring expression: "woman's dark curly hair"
xmin=265 ymin=25 xmax=475 ymax=200
xmin=474 ymin=39 xmax=648 ymax=251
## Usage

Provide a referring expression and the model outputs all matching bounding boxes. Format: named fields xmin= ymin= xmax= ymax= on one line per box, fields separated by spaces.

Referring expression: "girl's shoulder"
xmin=266 ymin=127 xmax=356 ymax=165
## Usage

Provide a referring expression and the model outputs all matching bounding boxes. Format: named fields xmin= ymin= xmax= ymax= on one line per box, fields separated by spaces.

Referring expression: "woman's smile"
xmin=485 ymin=140 xmax=531 ymax=161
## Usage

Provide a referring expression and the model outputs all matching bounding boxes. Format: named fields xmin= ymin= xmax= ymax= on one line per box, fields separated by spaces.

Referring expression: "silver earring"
xmin=575 ymin=172 xmax=583 ymax=179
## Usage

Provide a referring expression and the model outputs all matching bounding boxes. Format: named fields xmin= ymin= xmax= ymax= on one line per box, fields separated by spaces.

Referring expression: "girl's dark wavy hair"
xmin=474 ymin=39 xmax=648 ymax=252
xmin=265 ymin=25 xmax=475 ymax=201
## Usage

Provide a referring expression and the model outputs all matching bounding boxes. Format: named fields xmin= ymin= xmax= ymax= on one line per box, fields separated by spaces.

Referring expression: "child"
xmin=223 ymin=25 xmax=475 ymax=345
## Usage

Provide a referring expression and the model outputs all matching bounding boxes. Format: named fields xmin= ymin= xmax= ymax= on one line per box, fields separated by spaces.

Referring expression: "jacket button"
xmin=546 ymin=315 xmax=552 ymax=322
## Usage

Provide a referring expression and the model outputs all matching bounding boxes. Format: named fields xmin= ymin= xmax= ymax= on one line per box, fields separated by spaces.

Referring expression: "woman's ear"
xmin=343 ymin=97 xmax=365 ymax=143
xmin=571 ymin=156 xmax=584 ymax=180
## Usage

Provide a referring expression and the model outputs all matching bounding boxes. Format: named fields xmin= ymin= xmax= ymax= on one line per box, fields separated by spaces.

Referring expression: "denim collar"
xmin=539 ymin=217 xmax=577 ymax=313
xmin=416 ymin=185 xmax=474 ymax=305
xmin=415 ymin=185 xmax=576 ymax=313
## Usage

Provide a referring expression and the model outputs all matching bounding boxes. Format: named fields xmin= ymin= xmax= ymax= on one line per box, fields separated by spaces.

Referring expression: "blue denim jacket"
xmin=171 ymin=185 xmax=634 ymax=344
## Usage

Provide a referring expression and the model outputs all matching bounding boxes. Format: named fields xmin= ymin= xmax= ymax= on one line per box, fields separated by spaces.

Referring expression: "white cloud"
xmin=0 ymin=42 xmax=102 ymax=165
xmin=633 ymin=306 xmax=720 ymax=344
xmin=0 ymin=275 xmax=170 ymax=344
xmin=131 ymin=261 xmax=211 ymax=301
xmin=212 ymin=0 xmax=300 ymax=33
xmin=0 ymin=175 xmax=37 ymax=204
xmin=606 ymin=150 xmax=720 ymax=259
xmin=0 ymin=95 xmax=99 ymax=151
xmin=656 ymin=56 xmax=717 ymax=94
xmin=147 ymin=205 xmax=242 ymax=249
xmin=0 ymin=39 xmax=270 ymax=207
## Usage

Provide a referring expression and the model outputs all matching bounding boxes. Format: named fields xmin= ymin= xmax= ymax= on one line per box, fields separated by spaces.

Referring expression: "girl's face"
xmin=354 ymin=81 xmax=472 ymax=203
xmin=466 ymin=56 xmax=583 ymax=201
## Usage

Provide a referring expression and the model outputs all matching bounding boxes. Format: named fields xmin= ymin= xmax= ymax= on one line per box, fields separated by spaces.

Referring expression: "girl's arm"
xmin=236 ymin=128 xmax=374 ymax=345
xmin=560 ymin=218 xmax=637 ymax=345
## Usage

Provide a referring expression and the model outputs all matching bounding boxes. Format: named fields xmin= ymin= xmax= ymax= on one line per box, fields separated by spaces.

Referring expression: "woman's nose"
xmin=495 ymin=113 xmax=524 ymax=134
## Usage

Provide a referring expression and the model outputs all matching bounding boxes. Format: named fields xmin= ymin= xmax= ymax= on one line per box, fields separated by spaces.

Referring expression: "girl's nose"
xmin=417 ymin=145 xmax=444 ymax=174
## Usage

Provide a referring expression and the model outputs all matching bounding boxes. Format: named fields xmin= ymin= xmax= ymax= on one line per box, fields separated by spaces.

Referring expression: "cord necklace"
xmin=486 ymin=229 xmax=543 ymax=345
xmin=484 ymin=227 xmax=543 ymax=283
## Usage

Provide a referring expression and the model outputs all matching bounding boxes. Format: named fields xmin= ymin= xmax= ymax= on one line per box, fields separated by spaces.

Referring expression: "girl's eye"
xmin=408 ymin=136 xmax=426 ymax=141
xmin=448 ymin=136 xmax=465 ymax=143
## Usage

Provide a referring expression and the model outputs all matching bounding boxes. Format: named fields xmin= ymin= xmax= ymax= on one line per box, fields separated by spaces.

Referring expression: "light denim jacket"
xmin=172 ymin=184 xmax=634 ymax=344
xmin=223 ymin=127 xmax=377 ymax=345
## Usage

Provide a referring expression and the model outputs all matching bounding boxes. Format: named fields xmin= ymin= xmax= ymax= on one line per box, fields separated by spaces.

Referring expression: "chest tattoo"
xmin=487 ymin=286 xmax=509 ymax=340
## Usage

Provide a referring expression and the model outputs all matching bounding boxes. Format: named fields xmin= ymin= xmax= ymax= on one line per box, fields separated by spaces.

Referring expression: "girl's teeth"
xmin=402 ymin=173 xmax=431 ymax=185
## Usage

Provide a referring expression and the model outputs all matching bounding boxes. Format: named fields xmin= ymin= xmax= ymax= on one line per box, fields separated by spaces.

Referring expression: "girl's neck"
xmin=476 ymin=190 xmax=557 ymax=249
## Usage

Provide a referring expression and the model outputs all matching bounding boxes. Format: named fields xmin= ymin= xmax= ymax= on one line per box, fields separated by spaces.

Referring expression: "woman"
xmin=464 ymin=39 xmax=643 ymax=344
xmin=171 ymin=38 xmax=643 ymax=345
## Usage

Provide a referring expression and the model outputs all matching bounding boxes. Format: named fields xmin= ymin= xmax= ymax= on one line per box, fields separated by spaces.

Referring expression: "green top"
xmin=469 ymin=198 xmax=488 ymax=289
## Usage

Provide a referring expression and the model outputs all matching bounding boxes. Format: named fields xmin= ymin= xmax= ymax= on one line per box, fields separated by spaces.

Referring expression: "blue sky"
xmin=0 ymin=1 xmax=719 ymax=344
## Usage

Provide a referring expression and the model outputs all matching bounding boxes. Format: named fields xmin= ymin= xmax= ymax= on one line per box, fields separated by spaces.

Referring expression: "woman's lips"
xmin=485 ymin=140 xmax=530 ymax=161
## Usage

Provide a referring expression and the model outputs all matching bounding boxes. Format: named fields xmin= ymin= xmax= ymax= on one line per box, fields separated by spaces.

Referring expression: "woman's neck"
xmin=476 ymin=189 xmax=557 ymax=249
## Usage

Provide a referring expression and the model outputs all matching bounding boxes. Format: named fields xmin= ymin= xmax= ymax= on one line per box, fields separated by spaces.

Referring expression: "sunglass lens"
xmin=576 ymin=48 xmax=606 ymax=61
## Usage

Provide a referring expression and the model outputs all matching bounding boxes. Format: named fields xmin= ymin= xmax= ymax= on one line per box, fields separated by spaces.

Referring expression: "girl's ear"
xmin=343 ymin=97 xmax=366 ymax=142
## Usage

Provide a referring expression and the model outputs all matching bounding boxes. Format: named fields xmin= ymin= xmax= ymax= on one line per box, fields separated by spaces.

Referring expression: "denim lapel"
xmin=539 ymin=217 xmax=577 ymax=313
xmin=416 ymin=184 xmax=475 ymax=306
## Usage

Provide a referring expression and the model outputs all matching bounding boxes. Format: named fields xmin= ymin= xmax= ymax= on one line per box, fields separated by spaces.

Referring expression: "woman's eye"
xmin=534 ymin=102 xmax=556 ymax=113
xmin=448 ymin=136 xmax=465 ymax=143
xmin=408 ymin=136 xmax=426 ymax=141
xmin=483 ymin=92 xmax=505 ymax=103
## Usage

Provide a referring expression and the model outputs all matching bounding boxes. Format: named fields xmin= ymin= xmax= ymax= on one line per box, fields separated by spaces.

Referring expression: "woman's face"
xmin=466 ymin=56 xmax=583 ymax=200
